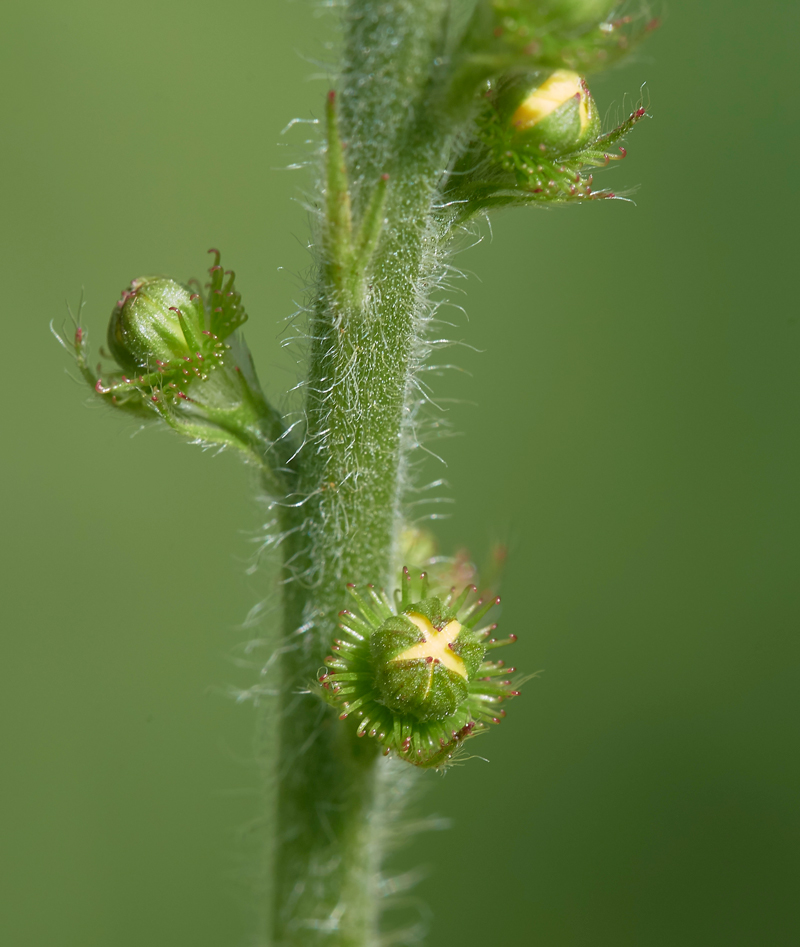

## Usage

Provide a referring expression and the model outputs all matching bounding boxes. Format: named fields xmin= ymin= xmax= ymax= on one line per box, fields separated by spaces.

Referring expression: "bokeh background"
xmin=2 ymin=1 xmax=798 ymax=945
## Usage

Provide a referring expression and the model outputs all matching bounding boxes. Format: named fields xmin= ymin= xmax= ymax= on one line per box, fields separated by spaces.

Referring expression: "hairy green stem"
xmin=267 ymin=2 xmax=458 ymax=944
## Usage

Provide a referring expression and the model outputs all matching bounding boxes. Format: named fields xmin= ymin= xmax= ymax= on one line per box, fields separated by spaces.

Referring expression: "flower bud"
xmin=319 ymin=570 xmax=522 ymax=769
xmin=71 ymin=252 xmax=289 ymax=478
xmin=496 ymin=69 xmax=601 ymax=156
xmin=107 ymin=277 xmax=206 ymax=376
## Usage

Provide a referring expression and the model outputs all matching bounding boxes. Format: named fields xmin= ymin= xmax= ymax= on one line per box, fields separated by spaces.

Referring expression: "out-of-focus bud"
xmin=398 ymin=527 xmax=438 ymax=570
xmin=543 ymin=0 xmax=618 ymax=28
xmin=107 ymin=277 xmax=206 ymax=376
xmin=496 ymin=69 xmax=601 ymax=156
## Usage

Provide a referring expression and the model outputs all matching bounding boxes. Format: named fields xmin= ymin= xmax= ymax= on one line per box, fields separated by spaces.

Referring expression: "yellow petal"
xmin=395 ymin=614 xmax=468 ymax=678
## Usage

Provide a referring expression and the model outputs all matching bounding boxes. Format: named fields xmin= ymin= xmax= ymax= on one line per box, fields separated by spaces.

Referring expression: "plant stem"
xmin=267 ymin=2 xmax=459 ymax=943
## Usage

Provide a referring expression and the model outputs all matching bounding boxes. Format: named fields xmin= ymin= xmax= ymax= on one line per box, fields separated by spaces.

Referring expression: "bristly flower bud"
xmin=107 ymin=277 xmax=206 ymax=376
xmin=94 ymin=250 xmax=248 ymax=399
xmin=55 ymin=251 xmax=292 ymax=490
xmin=440 ymin=67 xmax=648 ymax=219
xmin=319 ymin=569 xmax=524 ymax=769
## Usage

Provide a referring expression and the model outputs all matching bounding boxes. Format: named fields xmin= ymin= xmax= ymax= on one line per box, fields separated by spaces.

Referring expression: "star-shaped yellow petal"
xmin=394 ymin=613 xmax=467 ymax=678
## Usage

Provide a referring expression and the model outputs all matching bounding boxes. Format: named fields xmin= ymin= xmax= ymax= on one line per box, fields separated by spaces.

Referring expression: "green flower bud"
xmin=444 ymin=67 xmax=647 ymax=215
xmin=497 ymin=70 xmax=601 ymax=156
xmin=320 ymin=569 xmax=523 ymax=769
xmin=107 ymin=277 xmax=206 ymax=376
xmin=75 ymin=251 xmax=291 ymax=481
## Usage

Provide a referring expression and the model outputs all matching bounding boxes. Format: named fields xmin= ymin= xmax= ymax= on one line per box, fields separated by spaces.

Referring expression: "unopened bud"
xmin=496 ymin=69 xmax=600 ymax=156
xmin=107 ymin=277 xmax=206 ymax=376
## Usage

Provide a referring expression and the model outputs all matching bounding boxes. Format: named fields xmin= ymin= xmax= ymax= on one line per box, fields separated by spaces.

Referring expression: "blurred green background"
xmin=2 ymin=1 xmax=798 ymax=945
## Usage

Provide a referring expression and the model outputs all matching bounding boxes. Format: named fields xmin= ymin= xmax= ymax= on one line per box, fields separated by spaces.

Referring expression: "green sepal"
xmin=402 ymin=596 xmax=456 ymax=630
xmin=449 ymin=629 xmax=486 ymax=679
xmin=370 ymin=614 xmax=425 ymax=663
xmin=206 ymin=249 xmax=248 ymax=339
xmin=375 ymin=655 xmax=469 ymax=722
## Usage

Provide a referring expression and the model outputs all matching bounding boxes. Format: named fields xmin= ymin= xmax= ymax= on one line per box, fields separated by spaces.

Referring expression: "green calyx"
xmin=319 ymin=569 xmax=522 ymax=769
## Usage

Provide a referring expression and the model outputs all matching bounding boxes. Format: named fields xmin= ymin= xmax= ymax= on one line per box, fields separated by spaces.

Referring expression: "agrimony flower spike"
xmin=319 ymin=569 xmax=523 ymax=769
